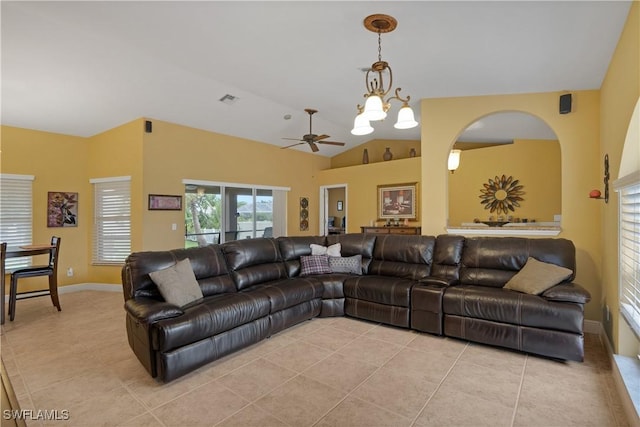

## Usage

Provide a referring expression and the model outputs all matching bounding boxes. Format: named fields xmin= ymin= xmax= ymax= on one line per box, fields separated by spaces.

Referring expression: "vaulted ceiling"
xmin=1 ymin=1 xmax=631 ymax=156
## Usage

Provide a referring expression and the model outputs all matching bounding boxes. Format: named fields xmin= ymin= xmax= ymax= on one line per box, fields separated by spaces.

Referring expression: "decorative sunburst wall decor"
xmin=479 ymin=175 xmax=525 ymax=214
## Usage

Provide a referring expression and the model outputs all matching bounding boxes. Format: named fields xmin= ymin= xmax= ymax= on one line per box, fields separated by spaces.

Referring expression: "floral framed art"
xmin=377 ymin=182 xmax=418 ymax=220
xmin=48 ymin=191 xmax=78 ymax=227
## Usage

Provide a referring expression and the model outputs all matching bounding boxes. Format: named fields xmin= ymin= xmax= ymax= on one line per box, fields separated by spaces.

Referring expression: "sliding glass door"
xmin=184 ymin=181 xmax=284 ymax=247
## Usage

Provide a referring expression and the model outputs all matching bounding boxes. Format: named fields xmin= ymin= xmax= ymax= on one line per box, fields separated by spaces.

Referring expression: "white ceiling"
xmin=1 ymin=1 xmax=631 ymax=157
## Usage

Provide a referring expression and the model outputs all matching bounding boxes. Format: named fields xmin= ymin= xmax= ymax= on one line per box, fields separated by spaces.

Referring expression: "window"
xmin=617 ymin=172 xmax=640 ymax=338
xmin=0 ymin=174 xmax=34 ymax=269
xmin=91 ymin=176 xmax=131 ymax=264
xmin=184 ymin=180 xmax=288 ymax=247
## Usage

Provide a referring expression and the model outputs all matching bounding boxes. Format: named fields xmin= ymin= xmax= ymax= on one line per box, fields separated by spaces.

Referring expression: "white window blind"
xmin=0 ymin=174 xmax=34 ymax=269
xmin=91 ymin=177 xmax=131 ymax=265
xmin=618 ymin=174 xmax=640 ymax=338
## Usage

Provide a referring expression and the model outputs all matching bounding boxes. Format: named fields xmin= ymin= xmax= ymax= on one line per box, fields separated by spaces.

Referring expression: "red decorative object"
xmin=589 ymin=189 xmax=602 ymax=199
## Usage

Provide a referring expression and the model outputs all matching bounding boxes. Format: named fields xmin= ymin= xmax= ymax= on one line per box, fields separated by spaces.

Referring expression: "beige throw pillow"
xmin=504 ymin=257 xmax=573 ymax=295
xmin=149 ymin=258 xmax=203 ymax=307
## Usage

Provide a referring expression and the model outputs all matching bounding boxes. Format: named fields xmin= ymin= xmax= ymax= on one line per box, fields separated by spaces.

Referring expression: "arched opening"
xmin=447 ymin=111 xmax=562 ymax=232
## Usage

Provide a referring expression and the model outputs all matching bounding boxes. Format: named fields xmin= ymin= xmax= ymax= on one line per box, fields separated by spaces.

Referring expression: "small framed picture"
xmin=337 ymin=200 xmax=343 ymax=211
xmin=148 ymin=194 xmax=182 ymax=211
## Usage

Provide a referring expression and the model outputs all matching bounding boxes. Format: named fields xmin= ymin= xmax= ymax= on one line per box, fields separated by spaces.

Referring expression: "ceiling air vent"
xmin=219 ymin=94 xmax=238 ymax=105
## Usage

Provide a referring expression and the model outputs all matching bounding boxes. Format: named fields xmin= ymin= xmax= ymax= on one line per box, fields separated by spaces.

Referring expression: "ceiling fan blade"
xmin=309 ymin=142 xmax=320 ymax=152
xmin=313 ymin=134 xmax=330 ymax=141
xmin=282 ymin=137 xmax=304 ymax=141
xmin=281 ymin=142 xmax=305 ymax=149
xmin=317 ymin=141 xmax=346 ymax=146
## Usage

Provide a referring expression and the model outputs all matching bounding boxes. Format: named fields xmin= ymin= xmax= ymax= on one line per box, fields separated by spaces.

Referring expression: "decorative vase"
xmin=383 ymin=147 xmax=393 ymax=161
xmin=409 ymin=148 xmax=416 ymax=158
xmin=362 ymin=148 xmax=369 ymax=164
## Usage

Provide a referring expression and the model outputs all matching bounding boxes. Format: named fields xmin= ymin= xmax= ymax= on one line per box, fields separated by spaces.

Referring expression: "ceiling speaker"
xmin=559 ymin=94 xmax=572 ymax=114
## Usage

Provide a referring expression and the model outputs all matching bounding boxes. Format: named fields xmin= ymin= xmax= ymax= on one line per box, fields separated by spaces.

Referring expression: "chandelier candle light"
xmin=351 ymin=14 xmax=419 ymax=136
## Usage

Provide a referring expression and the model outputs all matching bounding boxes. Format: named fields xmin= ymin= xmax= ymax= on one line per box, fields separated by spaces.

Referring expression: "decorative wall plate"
xmin=300 ymin=197 xmax=309 ymax=231
xmin=479 ymin=175 xmax=525 ymax=214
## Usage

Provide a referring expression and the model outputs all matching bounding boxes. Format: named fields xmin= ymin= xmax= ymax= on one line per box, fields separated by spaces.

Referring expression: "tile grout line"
xmin=215 ymin=318 xmax=378 ymax=427
xmin=408 ymin=341 xmax=469 ymax=427
xmin=509 ymin=354 xmax=528 ymax=427
xmin=309 ymin=331 xmax=413 ymax=427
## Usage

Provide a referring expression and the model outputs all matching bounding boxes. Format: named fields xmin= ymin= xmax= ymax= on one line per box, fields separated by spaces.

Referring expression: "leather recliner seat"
xmin=122 ymin=233 xmax=591 ymax=382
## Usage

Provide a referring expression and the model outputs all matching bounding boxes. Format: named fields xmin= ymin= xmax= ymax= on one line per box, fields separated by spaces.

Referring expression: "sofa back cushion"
xmin=368 ymin=234 xmax=435 ymax=280
xmin=326 ymin=233 xmax=376 ymax=273
xmin=431 ymin=234 xmax=464 ymax=282
xmin=460 ymin=237 xmax=576 ymax=288
xmin=122 ymin=245 xmax=234 ymax=300
xmin=277 ymin=236 xmax=328 ymax=276
xmin=222 ymin=238 xmax=287 ymax=290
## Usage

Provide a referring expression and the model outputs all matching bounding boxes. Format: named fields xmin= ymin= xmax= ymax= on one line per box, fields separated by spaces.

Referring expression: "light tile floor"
xmin=0 ymin=291 xmax=630 ymax=426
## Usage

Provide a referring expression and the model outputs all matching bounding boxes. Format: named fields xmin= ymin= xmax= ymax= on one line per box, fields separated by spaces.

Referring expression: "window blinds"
xmin=91 ymin=177 xmax=131 ymax=265
xmin=0 ymin=174 xmax=34 ymax=269
xmin=619 ymin=177 xmax=640 ymax=337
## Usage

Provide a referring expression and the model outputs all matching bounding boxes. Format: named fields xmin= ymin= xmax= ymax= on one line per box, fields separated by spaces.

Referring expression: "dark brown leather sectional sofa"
xmin=122 ymin=233 xmax=591 ymax=382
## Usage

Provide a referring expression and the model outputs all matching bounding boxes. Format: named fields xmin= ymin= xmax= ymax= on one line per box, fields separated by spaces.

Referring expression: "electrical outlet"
xmin=171 ymin=223 xmax=177 ymax=231
xmin=66 ymin=267 xmax=73 ymax=277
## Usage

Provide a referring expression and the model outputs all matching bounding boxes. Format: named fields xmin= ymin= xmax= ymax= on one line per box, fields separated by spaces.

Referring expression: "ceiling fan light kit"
xmin=351 ymin=14 xmax=419 ymax=136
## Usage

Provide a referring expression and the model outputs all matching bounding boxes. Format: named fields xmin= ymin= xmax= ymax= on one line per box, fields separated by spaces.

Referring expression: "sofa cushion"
xmin=222 ymin=238 xmax=287 ymax=290
xmin=459 ymin=237 xmax=576 ymax=288
xmin=327 ymin=233 xmax=376 ymax=273
xmin=245 ymin=278 xmax=324 ymax=312
xmin=300 ymin=255 xmax=331 ymax=276
xmin=277 ymin=236 xmax=328 ymax=277
xmin=368 ymin=235 xmax=435 ymax=280
xmin=310 ymin=243 xmax=341 ymax=257
xmin=329 ymin=255 xmax=362 ymax=275
xmin=443 ymin=285 xmax=584 ymax=334
xmin=122 ymin=244 xmax=234 ymax=300
xmin=343 ymin=275 xmax=415 ymax=308
xmin=504 ymin=257 xmax=573 ymax=295
xmin=152 ymin=292 xmax=271 ymax=352
xmin=149 ymin=258 xmax=204 ymax=308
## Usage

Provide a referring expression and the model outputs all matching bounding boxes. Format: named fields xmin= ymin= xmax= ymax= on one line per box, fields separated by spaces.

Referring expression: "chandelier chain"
xmin=377 ymin=31 xmax=382 ymax=62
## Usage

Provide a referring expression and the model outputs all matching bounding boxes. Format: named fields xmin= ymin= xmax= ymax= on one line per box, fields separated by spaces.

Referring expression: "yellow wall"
xmin=330 ymin=139 xmax=420 ymax=168
xmin=421 ymin=90 xmax=603 ymax=321
xmin=448 ymin=139 xmax=562 ymax=225
xmin=139 ymin=119 xmax=330 ymax=250
xmin=87 ymin=119 xmax=145 ymax=283
xmin=1 ymin=126 xmax=91 ymax=291
xmin=600 ymin=1 xmax=640 ymax=353
xmin=317 ymin=158 xmax=421 ymax=232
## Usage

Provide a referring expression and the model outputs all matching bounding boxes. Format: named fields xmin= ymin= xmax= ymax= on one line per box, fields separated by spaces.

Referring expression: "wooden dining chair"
xmin=8 ymin=236 xmax=62 ymax=321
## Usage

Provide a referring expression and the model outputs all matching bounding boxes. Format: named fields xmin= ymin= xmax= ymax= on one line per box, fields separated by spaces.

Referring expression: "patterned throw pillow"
xmin=328 ymin=255 xmax=363 ymax=275
xmin=300 ymin=255 xmax=331 ymax=276
xmin=310 ymin=243 xmax=341 ymax=257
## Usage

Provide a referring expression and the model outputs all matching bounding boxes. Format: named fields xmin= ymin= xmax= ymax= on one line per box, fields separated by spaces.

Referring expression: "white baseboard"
xmin=591 ymin=320 xmax=640 ymax=427
xmin=4 ymin=283 xmax=122 ymax=302
xmin=584 ymin=319 xmax=602 ymax=335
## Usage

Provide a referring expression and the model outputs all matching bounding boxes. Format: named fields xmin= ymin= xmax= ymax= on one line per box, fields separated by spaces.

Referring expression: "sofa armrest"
xmin=542 ymin=282 xmax=591 ymax=304
xmin=419 ymin=276 xmax=458 ymax=287
xmin=124 ymin=297 xmax=184 ymax=324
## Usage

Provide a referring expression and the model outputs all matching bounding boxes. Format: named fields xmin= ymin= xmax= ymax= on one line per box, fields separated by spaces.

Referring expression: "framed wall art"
xmin=47 ymin=191 xmax=78 ymax=227
xmin=377 ymin=182 xmax=418 ymax=220
xmin=337 ymin=200 xmax=343 ymax=211
xmin=149 ymin=194 xmax=182 ymax=211
xmin=299 ymin=197 xmax=309 ymax=231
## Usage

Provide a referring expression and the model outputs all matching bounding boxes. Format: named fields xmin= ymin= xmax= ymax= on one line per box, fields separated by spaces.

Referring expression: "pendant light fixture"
xmin=351 ymin=14 xmax=418 ymax=136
